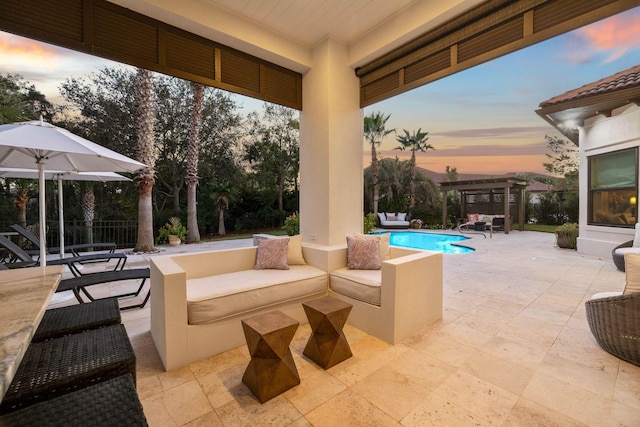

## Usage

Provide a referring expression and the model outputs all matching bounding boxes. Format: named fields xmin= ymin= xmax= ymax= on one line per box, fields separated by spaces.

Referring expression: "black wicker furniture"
xmin=0 ymin=324 xmax=136 ymax=413
xmin=0 ymin=374 xmax=147 ymax=426
xmin=612 ymin=240 xmax=634 ymax=271
xmin=32 ymin=298 xmax=121 ymax=342
xmin=585 ymin=292 xmax=640 ymax=367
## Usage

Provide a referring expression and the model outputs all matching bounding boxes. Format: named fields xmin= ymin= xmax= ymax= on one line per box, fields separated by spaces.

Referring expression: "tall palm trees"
xmin=395 ymin=128 xmax=434 ymax=210
xmin=364 ymin=112 xmax=395 ymax=216
xmin=186 ymin=83 xmax=204 ymax=243
xmin=134 ymin=68 xmax=157 ymax=252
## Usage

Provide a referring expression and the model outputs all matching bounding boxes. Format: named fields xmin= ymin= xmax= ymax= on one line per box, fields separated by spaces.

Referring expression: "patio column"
xmin=300 ymin=38 xmax=362 ymax=246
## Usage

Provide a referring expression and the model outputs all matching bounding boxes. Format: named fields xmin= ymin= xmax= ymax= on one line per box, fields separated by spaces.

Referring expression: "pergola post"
xmin=519 ymin=187 xmax=526 ymax=231
xmin=441 ymin=191 xmax=448 ymax=230
xmin=504 ymin=187 xmax=511 ymax=234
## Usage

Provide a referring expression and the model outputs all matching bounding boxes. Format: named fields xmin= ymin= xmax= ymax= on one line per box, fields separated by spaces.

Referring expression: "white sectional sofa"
xmin=377 ymin=212 xmax=410 ymax=229
xmin=150 ymin=240 xmax=443 ymax=371
xmin=329 ymin=245 xmax=442 ymax=344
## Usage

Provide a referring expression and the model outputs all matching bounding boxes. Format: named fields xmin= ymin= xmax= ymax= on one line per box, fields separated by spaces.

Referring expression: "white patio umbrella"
xmin=0 ymin=118 xmax=146 ymax=266
xmin=0 ymin=168 xmax=131 ymax=258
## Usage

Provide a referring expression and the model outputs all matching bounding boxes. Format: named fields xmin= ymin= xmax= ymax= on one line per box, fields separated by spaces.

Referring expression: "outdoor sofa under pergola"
xmin=440 ymin=177 xmax=528 ymax=234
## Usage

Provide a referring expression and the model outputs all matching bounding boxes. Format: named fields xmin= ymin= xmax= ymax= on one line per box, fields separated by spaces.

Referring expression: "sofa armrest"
xmin=150 ymin=255 xmax=189 ymax=370
xmin=381 ymin=250 xmax=443 ymax=341
xmin=169 ymin=246 xmax=257 ymax=279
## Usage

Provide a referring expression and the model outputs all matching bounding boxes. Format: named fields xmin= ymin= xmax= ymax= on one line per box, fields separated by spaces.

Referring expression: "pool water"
xmin=375 ymin=231 xmax=473 ymax=254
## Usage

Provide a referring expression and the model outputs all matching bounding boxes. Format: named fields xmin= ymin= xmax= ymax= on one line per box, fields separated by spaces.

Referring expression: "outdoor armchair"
xmin=10 ymin=223 xmax=117 ymax=258
xmin=585 ymin=292 xmax=640 ymax=367
xmin=612 ymin=240 xmax=637 ymax=271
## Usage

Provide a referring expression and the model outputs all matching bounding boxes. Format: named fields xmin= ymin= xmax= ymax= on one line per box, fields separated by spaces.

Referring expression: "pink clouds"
xmin=0 ymin=33 xmax=55 ymax=59
xmin=576 ymin=8 xmax=640 ymax=62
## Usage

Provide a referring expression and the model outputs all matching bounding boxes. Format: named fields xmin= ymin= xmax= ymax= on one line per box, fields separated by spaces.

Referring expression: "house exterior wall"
xmin=578 ymin=104 xmax=640 ymax=258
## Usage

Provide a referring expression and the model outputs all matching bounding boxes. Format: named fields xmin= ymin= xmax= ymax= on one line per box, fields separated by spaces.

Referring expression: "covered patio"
xmin=0 ymin=0 xmax=634 ymax=246
xmin=101 ymin=232 xmax=638 ymax=425
xmin=440 ymin=177 xmax=528 ymax=233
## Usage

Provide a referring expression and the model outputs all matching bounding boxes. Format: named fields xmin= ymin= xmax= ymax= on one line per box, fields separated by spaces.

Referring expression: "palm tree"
xmin=133 ymin=68 xmax=157 ymax=252
xmin=81 ymin=184 xmax=95 ymax=244
xmin=395 ymin=128 xmax=434 ymax=210
xmin=217 ymin=194 xmax=229 ymax=236
xmin=13 ymin=182 xmax=30 ymax=228
xmin=186 ymin=83 xmax=205 ymax=243
xmin=364 ymin=112 xmax=395 ymax=216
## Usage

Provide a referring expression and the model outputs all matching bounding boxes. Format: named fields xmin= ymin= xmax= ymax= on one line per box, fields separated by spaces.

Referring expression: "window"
xmin=589 ymin=148 xmax=638 ymax=227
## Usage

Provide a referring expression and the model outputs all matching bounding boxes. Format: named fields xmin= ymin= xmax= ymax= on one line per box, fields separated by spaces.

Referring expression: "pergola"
xmin=440 ymin=177 xmax=528 ymax=234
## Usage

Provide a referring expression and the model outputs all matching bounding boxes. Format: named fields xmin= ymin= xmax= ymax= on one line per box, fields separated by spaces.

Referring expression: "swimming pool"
xmin=374 ymin=231 xmax=473 ymax=254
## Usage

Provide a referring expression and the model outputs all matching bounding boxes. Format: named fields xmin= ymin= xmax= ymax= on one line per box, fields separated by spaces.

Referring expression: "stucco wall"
xmin=578 ymin=104 xmax=640 ymax=258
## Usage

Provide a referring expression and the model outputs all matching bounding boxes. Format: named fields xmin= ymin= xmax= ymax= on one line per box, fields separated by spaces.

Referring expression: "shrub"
xmin=363 ymin=213 xmax=376 ymax=234
xmin=282 ymin=212 xmax=300 ymax=236
xmin=555 ymin=222 xmax=578 ymax=249
xmin=156 ymin=217 xmax=187 ymax=244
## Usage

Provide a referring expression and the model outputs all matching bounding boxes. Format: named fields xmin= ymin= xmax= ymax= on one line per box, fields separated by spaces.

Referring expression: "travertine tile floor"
xmin=56 ymin=231 xmax=640 ymax=426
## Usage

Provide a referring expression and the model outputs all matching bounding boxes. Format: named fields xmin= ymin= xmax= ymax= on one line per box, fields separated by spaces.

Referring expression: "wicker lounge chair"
xmin=585 ymin=292 xmax=640 ymax=367
xmin=10 ymin=223 xmax=117 ymax=258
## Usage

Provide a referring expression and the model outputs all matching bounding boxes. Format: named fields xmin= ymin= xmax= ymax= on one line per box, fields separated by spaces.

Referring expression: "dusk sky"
xmin=1 ymin=6 xmax=639 ymax=176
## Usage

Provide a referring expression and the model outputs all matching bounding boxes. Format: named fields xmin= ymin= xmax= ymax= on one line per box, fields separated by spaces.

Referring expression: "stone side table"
xmin=241 ymin=310 xmax=300 ymax=403
xmin=302 ymin=296 xmax=353 ymax=369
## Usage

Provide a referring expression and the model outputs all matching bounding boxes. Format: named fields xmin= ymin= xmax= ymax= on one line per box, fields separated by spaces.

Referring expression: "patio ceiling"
xmin=0 ymin=0 xmax=637 ymax=108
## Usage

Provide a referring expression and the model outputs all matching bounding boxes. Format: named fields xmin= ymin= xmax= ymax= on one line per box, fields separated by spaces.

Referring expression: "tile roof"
xmin=539 ymin=64 xmax=640 ymax=107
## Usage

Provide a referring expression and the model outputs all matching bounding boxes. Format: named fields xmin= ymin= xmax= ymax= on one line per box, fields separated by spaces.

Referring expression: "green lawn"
xmin=523 ymin=224 xmax=557 ymax=233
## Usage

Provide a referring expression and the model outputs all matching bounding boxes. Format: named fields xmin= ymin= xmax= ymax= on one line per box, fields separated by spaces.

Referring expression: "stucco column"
xmin=300 ymin=38 xmax=363 ymax=246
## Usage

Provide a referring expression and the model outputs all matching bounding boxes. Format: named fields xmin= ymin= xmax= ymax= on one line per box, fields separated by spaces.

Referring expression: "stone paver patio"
xmin=57 ymin=230 xmax=640 ymax=426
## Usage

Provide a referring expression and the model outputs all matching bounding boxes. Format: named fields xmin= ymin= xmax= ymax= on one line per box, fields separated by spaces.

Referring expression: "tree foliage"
xmin=543 ymin=135 xmax=578 ymax=177
xmin=364 ymin=157 xmax=440 ymax=224
xmin=243 ymin=103 xmax=300 ymax=213
xmin=364 ymin=111 xmax=395 ymax=216
xmin=395 ymin=128 xmax=434 ymax=210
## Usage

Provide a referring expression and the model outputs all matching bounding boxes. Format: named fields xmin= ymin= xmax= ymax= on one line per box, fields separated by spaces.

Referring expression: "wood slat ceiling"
xmin=0 ymin=0 xmax=302 ymax=110
xmin=357 ymin=0 xmax=638 ymax=107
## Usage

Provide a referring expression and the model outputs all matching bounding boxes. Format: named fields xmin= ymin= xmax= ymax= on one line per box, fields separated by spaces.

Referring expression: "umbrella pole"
xmin=38 ymin=161 xmax=47 ymax=266
xmin=58 ymin=176 xmax=65 ymax=258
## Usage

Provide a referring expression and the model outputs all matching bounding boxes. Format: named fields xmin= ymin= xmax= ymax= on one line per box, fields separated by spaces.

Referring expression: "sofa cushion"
xmin=466 ymin=213 xmax=479 ymax=222
xmin=187 ymin=265 xmax=327 ymax=324
xmin=346 ymin=236 xmax=381 ymax=270
xmin=286 ymin=234 xmax=306 ymax=265
xmin=255 ymin=238 xmax=289 ymax=270
xmin=397 ymin=213 xmax=407 ymax=221
xmin=330 ymin=268 xmax=381 ymax=306
xmin=624 ymin=253 xmax=640 ymax=295
xmin=634 ymin=223 xmax=640 ymax=247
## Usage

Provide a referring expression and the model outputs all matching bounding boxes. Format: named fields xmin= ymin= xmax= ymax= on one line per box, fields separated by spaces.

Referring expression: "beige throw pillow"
xmin=352 ymin=232 xmax=390 ymax=261
xmin=624 ymin=253 xmax=640 ymax=294
xmin=255 ymin=238 xmax=289 ymax=270
xmin=286 ymin=234 xmax=306 ymax=265
xmin=346 ymin=236 xmax=381 ymax=270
